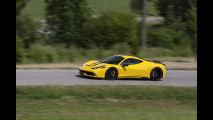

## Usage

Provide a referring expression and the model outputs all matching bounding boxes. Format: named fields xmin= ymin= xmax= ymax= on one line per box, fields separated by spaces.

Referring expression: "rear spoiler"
xmin=147 ymin=59 xmax=166 ymax=66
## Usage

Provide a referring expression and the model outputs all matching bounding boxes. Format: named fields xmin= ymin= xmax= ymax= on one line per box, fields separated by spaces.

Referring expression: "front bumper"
xmin=79 ymin=69 xmax=104 ymax=78
xmin=79 ymin=69 xmax=95 ymax=76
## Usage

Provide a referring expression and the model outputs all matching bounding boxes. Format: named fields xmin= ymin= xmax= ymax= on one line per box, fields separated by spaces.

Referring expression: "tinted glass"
xmin=100 ymin=56 xmax=124 ymax=65
xmin=121 ymin=58 xmax=142 ymax=65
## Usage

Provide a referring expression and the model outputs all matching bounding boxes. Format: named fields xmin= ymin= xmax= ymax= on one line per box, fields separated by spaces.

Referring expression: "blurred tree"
xmin=16 ymin=15 xmax=42 ymax=48
xmin=155 ymin=0 xmax=197 ymax=23
xmin=186 ymin=2 xmax=197 ymax=35
xmin=186 ymin=2 xmax=197 ymax=58
xmin=45 ymin=0 xmax=91 ymax=48
xmin=146 ymin=5 xmax=190 ymax=49
xmin=164 ymin=5 xmax=176 ymax=26
xmin=16 ymin=0 xmax=42 ymax=49
xmin=148 ymin=27 xmax=174 ymax=49
xmin=165 ymin=5 xmax=189 ymax=47
xmin=16 ymin=0 xmax=43 ymax=63
xmin=16 ymin=0 xmax=29 ymax=15
xmin=16 ymin=34 xmax=24 ymax=63
xmin=130 ymin=0 xmax=154 ymax=14
xmin=84 ymin=12 xmax=139 ymax=55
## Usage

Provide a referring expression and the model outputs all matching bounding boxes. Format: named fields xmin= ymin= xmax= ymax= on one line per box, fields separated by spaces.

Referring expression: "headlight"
xmin=91 ymin=65 xmax=106 ymax=69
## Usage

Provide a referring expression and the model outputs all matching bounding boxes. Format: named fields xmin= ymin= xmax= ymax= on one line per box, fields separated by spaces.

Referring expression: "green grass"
xmin=21 ymin=0 xmax=159 ymax=20
xmin=17 ymin=99 xmax=196 ymax=120
xmin=18 ymin=43 xmax=195 ymax=64
xmin=16 ymin=85 xmax=197 ymax=120
xmin=16 ymin=85 xmax=197 ymax=100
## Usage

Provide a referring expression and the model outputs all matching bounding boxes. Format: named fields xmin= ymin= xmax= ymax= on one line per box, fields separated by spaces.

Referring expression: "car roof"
xmin=115 ymin=55 xmax=142 ymax=60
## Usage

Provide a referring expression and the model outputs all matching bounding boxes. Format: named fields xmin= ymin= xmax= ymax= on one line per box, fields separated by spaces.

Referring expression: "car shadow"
xmin=75 ymin=74 xmax=157 ymax=81
xmin=75 ymin=75 xmax=103 ymax=80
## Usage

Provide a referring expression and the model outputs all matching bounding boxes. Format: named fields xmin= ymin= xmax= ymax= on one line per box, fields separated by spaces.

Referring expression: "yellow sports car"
xmin=79 ymin=55 xmax=166 ymax=81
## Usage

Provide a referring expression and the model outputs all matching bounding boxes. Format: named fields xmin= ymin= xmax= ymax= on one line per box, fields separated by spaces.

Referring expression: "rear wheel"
xmin=150 ymin=67 xmax=163 ymax=81
xmin=105 ymin=68 xmax=118 ymax=80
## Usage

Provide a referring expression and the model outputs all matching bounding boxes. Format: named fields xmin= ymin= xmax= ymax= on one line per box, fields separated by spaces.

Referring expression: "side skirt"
xmin=140 ymin=77 xmax=149 ymax=80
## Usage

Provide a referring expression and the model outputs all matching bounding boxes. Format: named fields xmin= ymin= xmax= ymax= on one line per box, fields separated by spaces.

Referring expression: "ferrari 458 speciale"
xmin=79 ymin=55 xmax=166 ymax=81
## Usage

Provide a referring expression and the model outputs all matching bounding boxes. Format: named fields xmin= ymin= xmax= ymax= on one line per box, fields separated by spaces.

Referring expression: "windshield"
xmin=100 ymin=56 xmax=124 ymax=65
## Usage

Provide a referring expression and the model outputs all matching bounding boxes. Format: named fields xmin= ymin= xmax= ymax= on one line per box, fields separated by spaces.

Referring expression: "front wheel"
xmin=150 ymin=67 xmax=163 ymax=81
xmin=105 ymin=68 xmax=118 ymax=80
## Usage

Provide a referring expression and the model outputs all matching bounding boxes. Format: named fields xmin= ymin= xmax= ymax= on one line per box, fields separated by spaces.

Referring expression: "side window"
xmin=121 ymin=59 xmax=132 ymax=65
xmin=121 ymin=58 xmax=142 ymax=65
xmin=135 ymin=59 xmax=142 ymax=64
xmin=130 ymin=59 xmax=142 ymax=64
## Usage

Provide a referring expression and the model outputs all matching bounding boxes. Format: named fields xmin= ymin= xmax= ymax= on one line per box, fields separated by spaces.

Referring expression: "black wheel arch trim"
xmin=150 ymin=67 xmax=163 ymax=81
xmin=105 ymin=67 xmax=118 ymax=80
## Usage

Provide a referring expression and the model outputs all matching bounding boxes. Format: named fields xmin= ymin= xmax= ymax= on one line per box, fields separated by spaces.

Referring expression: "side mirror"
xmin=121 ymin=64 xmax=128 ymax=67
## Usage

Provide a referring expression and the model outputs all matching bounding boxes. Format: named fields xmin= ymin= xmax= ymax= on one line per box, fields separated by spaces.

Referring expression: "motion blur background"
xmin=16 ymin=1 xmax=197 ymax=120
xmin=16 ymin=0 xmax=197 ymax=64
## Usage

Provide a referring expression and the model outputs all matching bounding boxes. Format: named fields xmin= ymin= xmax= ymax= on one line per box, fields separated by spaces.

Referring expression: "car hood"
xmin=80 ymin=60 xmax=108 ymax=69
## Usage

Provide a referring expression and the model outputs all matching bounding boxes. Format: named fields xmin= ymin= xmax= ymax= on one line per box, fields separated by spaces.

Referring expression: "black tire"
xmin=150 ymin=67 xmax=163 ymax=81
xmin=105 ymin=68 xmax=118 ymax=80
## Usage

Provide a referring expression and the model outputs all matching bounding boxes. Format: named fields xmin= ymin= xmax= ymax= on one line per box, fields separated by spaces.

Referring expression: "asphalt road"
xmin=16 ymin=70 xmax=197 ymax=86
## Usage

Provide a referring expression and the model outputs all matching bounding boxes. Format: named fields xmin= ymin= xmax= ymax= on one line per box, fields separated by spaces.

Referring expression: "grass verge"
xmin=16 ymin=85 xmax=197 ymax=120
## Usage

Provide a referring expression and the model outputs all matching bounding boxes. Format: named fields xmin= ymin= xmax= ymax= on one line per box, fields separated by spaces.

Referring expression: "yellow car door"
xmin=118 ymin=58 xmax=143 ymax=78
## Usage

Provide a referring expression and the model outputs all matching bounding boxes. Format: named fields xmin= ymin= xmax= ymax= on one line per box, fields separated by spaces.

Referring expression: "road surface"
xmin=16 ymin=70 xmax=197 ymax=86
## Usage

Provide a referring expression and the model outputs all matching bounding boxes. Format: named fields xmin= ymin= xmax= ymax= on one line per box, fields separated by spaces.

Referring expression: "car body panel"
xmin=79 ymin=55 xmax=166 ymax=79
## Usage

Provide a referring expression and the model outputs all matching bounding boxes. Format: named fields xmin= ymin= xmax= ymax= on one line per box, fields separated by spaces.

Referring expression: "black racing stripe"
xmin=87 ymin=62 xmax=102 ymax=66
xmin=91 ymin=62 xmax=102 ymax=66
